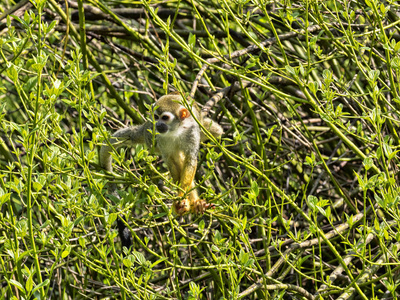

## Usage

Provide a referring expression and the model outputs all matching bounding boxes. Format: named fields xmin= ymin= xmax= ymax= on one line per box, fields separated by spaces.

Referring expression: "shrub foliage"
xmin=1 ymin=0 xmax=400 ymax=299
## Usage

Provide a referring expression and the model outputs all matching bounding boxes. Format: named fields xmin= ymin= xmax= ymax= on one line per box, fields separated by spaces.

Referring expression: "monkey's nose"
xmin=156 ymin=122 xmax=168 ymax=133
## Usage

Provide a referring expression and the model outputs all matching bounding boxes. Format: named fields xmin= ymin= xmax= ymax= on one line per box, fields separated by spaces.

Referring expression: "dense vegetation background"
xmin=1 ymin=0 xmax=400 ymax=299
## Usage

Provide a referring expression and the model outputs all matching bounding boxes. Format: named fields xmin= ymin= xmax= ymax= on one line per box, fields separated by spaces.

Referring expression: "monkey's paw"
xmin=192 ymin=200 xmax=215 ymax=214
xmin=173 ymin=199 xmax=191 ymax=216
xmin=173 ymin=199 xmax=214 ymax=216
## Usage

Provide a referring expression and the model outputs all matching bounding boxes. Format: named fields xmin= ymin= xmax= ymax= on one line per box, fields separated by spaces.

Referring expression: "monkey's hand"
xmin=173 ymin=199 xmax=191 ymax=216
xmin=192 ymin=199 xmax=214 ymax=214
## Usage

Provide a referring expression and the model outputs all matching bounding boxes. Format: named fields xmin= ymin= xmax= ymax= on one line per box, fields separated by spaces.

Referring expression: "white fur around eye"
xmin=160 ymin=112 xmax=174 ymax=123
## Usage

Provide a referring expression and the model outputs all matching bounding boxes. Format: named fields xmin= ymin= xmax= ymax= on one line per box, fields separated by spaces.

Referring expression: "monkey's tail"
xmin=100 ymin=135 xmax=134 ymax=251
xmin=110 ymin=183 xmax=133 ymax=251
xmin=117 ymin=216 xmax=133 ymax=250
xmin=108 ymin=183 xmax=134 ymax=251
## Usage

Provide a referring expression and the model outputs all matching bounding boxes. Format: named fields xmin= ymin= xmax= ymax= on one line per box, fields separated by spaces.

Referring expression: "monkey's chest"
xmin=156 ymin=135 xmax=184 ymax=155
xmin=157 ymin=137 xmax=186 ymax=168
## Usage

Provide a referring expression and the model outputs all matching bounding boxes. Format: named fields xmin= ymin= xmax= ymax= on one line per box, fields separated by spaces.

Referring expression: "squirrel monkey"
xmin=100 ymin=93 xmax=223 ymax=246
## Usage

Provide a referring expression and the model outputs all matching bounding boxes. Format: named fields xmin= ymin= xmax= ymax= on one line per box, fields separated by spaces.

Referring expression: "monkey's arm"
xmin=100 ymin=125 xmax=150 ymax=172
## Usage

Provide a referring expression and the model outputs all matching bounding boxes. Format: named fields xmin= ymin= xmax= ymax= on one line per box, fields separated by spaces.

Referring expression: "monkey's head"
xmin=153 ymin=94 xmax=194 ymax=135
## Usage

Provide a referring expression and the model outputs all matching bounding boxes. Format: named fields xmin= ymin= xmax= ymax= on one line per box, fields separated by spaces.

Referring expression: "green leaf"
xmin=368 ymin=70 xmax=380 ymax=82
xmin=10 ymin=14 xmax=26 ymax=27
xmin=0 ymin=190 xmax=11 ymax=206
xmin=285 ymin=65 xmax=296 ymax=76
xmin=78 ymin=237 xmax=86 ymax=248
xmin=32 ymin=279 xmax=50 ymax=294
xmin=380 ymin=3 xmax=386 ymax=14
xmin=299 ymin=64 xmax=305 ymax=77
xmin=308 ymin=81 xmax=319 ymax=95
xmin=322 ymin=69 xmax=332 ymax=81
xmin=382 ymin=142 xmax=392 ymax=159
xmin=198 ymin=219 xmax=205 ymax=232
xmin=188 ymin=33 xmax=196 ymax=48
xmin=305 ymin=155 xmax=313 ymax=166
xmin=244 ymin=258 xmax=255 ymax=267
xmin=374 ymin=217 xmax=380 ymax=231
xmin=250 ymin=181 xmax=259 ymax=197
xmin=395 ymin=41 xmax=400 ymax=52
xmin=107 ymin=213 xmax=117 ymax=226
xmin=9 ymin=279 xmax=25 ymax=293
xmin=211 ymin=245 xmax=219 ymax=252
xmin=354 ymin=172 xmax=365 ymax=190
xmin=147 ymin=184 xmax=156 ymax=196
xmin=150 ymin=258 xmax=167 ymax=268
xmin=123 ymin=258 xmax=133 ymax=268
xmin=32 ymin=181 xmax=42 ymax=192
xmin=133 ymin=251 xmax=146 ymax=265
xmin=74 ymin=215 xmax=85 ymax=226
xmin=25 ymin=274 xmax=33 ymax=292
xmin=46 ymin=20 xmax=57 ymax=34
xmin=375 ymin=193 xmax=386 ymax=209
xmin=307 ymin=195 xmax=318 ymax=211
xmin=363 ymin=157 xmax=373 ymax=170
xmin=325 ymin=206 xmax=331 ymax=219
xmin=61 ymin=245 xmax=71 ymax=259
xmin=6 ymin=64 xmax=19 ymax=82
xmin=23 ymin=11 xmax=30 ymax=25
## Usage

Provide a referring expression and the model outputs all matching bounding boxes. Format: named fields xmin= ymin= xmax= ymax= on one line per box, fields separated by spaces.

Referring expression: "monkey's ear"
xmin=179 ymin=108 xmax=190 ymax=120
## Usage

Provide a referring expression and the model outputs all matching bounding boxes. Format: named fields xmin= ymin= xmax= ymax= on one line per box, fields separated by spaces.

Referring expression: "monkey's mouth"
xmin=156 ymin=122 xmax=168 ymax=133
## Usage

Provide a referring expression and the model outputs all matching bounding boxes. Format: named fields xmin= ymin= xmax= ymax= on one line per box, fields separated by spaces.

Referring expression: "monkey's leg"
xmin=177 ymin=157 xmax=213 ymax=214
xmin=187 ymin=184 xmax=214 ymax=214
xmin=165 ymin=155 xmax=195 ymax=215
xmin=200 ymin=117 xmax=224 ymax=142
xmin=178 ymin=159 xmax=197 ymax=196
xmin=164 ymin=156 xmax=190 ymax=215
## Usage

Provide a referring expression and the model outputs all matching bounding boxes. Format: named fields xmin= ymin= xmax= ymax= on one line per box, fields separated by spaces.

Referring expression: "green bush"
xmin=1 ymin=0 xmax=400 ymax=299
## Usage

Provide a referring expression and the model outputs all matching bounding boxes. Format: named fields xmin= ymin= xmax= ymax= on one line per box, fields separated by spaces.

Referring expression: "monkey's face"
xmin=154 ymin=111 xmax=176 ymax=134
xmin=154 ymin=107 xmax=191 ymax=135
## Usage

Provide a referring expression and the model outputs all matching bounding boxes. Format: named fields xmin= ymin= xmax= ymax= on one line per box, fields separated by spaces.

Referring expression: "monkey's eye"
xmin=154 ymin=115 xmax=159 ymax=120
xmin=161 ymin=115 xmax=170 ymax=121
